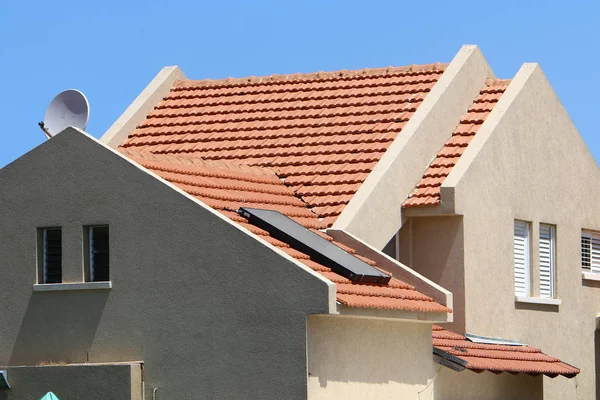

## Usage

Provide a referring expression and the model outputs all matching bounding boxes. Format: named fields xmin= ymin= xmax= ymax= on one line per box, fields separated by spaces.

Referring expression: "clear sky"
xmin=1 ymin=1 xmax=598 ymax=167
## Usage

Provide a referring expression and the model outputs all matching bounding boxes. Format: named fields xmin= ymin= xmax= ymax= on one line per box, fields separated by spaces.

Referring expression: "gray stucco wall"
xmin=0 ymin=363 xmax=141 ymax=400
xmin=0 ymin=129 xmax=331 ymax=399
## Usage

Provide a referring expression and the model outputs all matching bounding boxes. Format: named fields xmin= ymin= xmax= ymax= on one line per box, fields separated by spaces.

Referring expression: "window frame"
xmin=39 ymin=227 xmax=62 ymax=284
xmin=538 ymin=223 xmax=556 ymax=299
xmin=86 ymin=225 xmax=110 ymax=282
xmin=513 ymin=220 xmax=531 ymax=297
xmin=582 ymin=229 xmax=600 ymax=273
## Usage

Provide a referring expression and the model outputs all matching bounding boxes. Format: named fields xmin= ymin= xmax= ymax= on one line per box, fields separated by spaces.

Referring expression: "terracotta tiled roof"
xmin=403 ymin=79 xmax=510 ymax=207
xmin=120 ymin=63 xmax=448 ymax=227
xmin=120 ymin=149 xmax=450 ymax=314
xmin=432 ymin=326 xmax=579 ymax=378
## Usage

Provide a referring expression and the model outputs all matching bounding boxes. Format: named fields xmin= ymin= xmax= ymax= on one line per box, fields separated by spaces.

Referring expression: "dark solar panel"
xmin=240 ymin=208 xmax=391 ymax=284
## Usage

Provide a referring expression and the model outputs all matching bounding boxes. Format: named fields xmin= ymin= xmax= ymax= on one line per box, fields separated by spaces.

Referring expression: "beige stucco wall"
xmin=405 ymin=216 xmax=465 ymax=333
xmin=307 ymin=316 xmax=437 ymax=400
xmin=306 ymin=315 xmax=542 ymax=400
xmin=435 ymin=368 xmax=542 ymax=400
xmin=0 ymin=363 xmax=142 ymax=400
xmin=440 ymin=63 xmax=599 ymax=399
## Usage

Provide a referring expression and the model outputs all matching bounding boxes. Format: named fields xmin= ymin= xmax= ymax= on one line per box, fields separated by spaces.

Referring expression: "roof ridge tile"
xmin=173 ymin=63 xmax=448 ymax=90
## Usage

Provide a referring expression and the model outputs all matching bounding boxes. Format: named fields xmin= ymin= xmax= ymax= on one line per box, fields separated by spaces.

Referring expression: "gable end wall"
xmin=449 ymin=64 xmax=600 ymax=400
xmin=0 ymin=128 xmax=330 ymax=399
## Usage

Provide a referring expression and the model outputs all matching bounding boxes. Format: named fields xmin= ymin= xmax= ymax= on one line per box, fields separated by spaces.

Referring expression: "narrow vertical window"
xmin=514 ymin=220 xmax=530 ymax=297
xmin=539 ymin=224 xmax=556 ymax=298
xmin=582 ymin=230 xmax=600 ymax=273
xmin=89 ymin=226 xmax=109 ymax=282
xmin=41 ymin=228 xmax=62 ymax=284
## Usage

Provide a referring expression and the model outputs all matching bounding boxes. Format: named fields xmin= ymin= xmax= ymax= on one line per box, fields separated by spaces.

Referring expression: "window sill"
xmin=515 ymin=296 xmax=562 ymax=306
xmin=582 ymin=272 xmax=600 ymax=282
xmin=33 ymin=282 xmax=112 ymax=292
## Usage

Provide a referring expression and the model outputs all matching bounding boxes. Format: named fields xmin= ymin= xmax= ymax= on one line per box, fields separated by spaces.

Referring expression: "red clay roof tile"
xmin=403 ymin=79 xmax=510 ymax=208
xmin=121 ymin=149 xmax=450 ymax=314
xmin=432 ymin=326 xmax=579 ymax=377
xmin=120 ymin=64 xmax=447 ymax=226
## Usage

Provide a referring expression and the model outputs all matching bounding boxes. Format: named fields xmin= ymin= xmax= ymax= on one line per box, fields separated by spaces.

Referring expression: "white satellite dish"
xmin=39 ymin=89 xmax=90 ymax=139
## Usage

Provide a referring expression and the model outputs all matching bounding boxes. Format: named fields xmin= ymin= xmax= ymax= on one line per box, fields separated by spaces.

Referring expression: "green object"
xmin=39 ymin=392 xmax=60 ymax=400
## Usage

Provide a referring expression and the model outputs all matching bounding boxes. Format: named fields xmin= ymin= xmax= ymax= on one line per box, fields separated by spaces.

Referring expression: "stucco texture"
xmin=307 ymin=316 xmax=436 ymax=399
xmin=435 ymin=368 xmax=542 ymax=400
xmin=0 ymin=363 xmax=141 ymax=400
xmin=448 ymin=64 xmax=597 ymax=399
xmin=402 ymin=216 xmax=465 ymax=333
xmin=0 ymin=129 xmax=330 ymax=399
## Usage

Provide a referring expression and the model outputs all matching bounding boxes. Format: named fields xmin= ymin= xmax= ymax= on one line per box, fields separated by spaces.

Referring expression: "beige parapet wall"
xmin=0 ymin=362 xmax=142 ymax=400
xmin=101 ymin=66 xmax=186 ymax=148
xmin=307 ymin=316 xmax=437 ymax=400
xmin=333 ymin=45 xmax=495 ymax=250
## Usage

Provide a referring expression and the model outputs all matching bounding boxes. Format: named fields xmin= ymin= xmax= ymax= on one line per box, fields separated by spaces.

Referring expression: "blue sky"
xmin=1 ymin=1 xmax=598 ymax=167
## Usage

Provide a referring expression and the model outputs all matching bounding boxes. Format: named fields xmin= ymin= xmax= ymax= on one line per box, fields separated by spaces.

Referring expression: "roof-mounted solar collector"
xmin=239 ymin=208 xmax=391 ymax=284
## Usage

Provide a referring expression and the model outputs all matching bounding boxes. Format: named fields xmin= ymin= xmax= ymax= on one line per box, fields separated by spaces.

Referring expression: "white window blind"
xmin=514 ymin=220 xmax=530 ymax=297
xmin=582 ymin=230 xmax=600 ymax=273
xmin=539 ymin=224 xmax=556 ymax=299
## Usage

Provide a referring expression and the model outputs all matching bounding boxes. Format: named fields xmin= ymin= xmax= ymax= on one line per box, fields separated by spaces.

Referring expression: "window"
xmin=539 ymin=224 xmax=556 ymax=298
xmin=514 ymin=220 xmax=530 ymax=296
xmin=40 ymin=228 xmax=62 ymax=284
xmin=382 ymin=231 xmax=400 ymax=261
xmin=88 ymin=226 xmax=109 ymax=282
xmin=582 ymin=230 xmax=600 ymax=273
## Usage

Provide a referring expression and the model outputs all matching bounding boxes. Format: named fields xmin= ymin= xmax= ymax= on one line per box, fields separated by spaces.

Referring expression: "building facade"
xmin=0 ymin=44 xmax=586 ymax=399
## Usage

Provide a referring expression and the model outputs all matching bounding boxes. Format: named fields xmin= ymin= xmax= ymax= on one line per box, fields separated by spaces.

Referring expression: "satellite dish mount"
xmin=39 ymin=89 xmax=90 ymax=138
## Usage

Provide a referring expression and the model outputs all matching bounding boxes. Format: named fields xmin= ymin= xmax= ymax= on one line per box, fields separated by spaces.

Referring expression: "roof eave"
xmin=433 ymin=346 xmax=579 ymax=378
xmin=338 ymin=305 xmax=449 ymax=323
